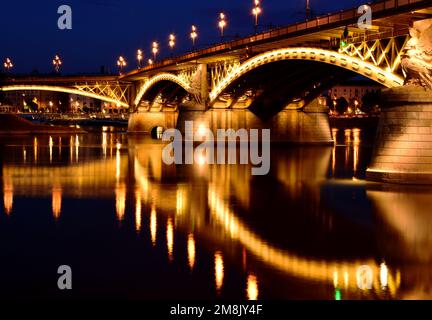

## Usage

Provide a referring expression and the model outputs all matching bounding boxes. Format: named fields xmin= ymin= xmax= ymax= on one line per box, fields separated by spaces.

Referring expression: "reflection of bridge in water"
xmin=3 ymin=133 xmax=430 ymax=298
xmin=4 ymin=133 xmax=426 ymax=299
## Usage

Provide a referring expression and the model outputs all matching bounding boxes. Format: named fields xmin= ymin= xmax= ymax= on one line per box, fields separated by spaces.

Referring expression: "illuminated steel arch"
xmin=209 ymin=47 xmax=405 ymax=104
xmin=0 ymin=85 xmax=129 ymax=107
xmin=134 ymin=73 xmax=192 ymax=106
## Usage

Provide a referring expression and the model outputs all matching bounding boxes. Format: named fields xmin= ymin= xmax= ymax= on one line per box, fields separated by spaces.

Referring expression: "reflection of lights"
xmin=3 ymin=178 xmax=13 ymax=215
xmin=344 ymin=270 xmax=349 ymax=288
xmin=34 ymin=137 xmax=38 ymax=163
xmin=135 ymin=191 xmax=142 ymax=232
xmin=353 ymin=128 xmax=361 ymax=174
xmin=207 ymin=187 xmax=399 ymax=295
xmin=52 ymin=186 xmax=62 ymax=220
xmin=102 ymin=132 xmax=107 ymax=158
xmin=75 ymin=135 xmax=80 ymax=162
xmin=187 ymin=233 xmax=196 ymax=270
xmin=331 ymin=128 xmax=338 ymax=176
xmin=215 ymin=251 xmax=224 ymax=292
xmin=115 ymin=183 xmax=126 ymax=221
xmin=150 ymin=205 xmax=157 ymax=246
xmin=167 ymin=217 xmax=174 ymax=261
xmin=380 ymin=262 xmax=388 ymax=288
xmin=69 ymin=136 xmax=74 ymax=163
xmin=116 ymin=147 xmax=121 ymax=179
xmin=356 ymin=265 xmax=373 ymax=290
xmin=247 ymin=274 xmax=259 ymax=300
xmin=197 ymin=124 xmax=207 ymax=137
xmin=49 ymin=136 xmax=53 ymax=163
xmin=176 ymin=187 xmax=185 ymax=215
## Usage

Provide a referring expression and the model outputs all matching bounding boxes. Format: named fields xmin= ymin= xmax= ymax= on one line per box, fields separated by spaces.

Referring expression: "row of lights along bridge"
xmin=3 ymin=0 xmax=316 ymax=75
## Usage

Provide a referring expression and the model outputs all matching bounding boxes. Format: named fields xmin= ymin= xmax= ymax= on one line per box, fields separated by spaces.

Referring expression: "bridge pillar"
xmin=367 ymin=86 xmax=432 ymax=184
xmin=272 ymin=98 xmax=333 ymax=144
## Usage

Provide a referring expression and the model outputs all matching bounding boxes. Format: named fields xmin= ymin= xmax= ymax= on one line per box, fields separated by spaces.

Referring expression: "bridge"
xmin=0 ymin=75 xmax=132 ymax=108
xmin=1 ymin=0 xmax=432 ymax=183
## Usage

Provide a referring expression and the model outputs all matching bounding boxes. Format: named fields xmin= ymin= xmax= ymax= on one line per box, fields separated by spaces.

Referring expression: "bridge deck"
xmin=122 ymin=0 xmax=432 ymax=79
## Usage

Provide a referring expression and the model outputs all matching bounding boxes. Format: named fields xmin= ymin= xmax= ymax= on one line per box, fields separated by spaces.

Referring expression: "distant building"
xmin=327 ymin=79 xmax=383 ymax=100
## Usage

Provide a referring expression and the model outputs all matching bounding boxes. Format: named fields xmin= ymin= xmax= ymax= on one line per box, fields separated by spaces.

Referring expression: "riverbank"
xmin=0 ymin=114 xmax=86 ymax=134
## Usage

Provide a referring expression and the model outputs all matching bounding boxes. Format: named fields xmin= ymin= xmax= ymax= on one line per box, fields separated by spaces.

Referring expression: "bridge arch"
xmin=209 ymin=47 xmax=405 ymax=105
xmin=0 ymin=85 xmax=129 ymax=108
xmin=134 ymin=73 xmax=192 ymax=107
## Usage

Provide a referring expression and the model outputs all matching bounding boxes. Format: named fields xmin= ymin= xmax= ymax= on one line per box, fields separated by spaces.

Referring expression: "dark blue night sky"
xmin=1 ymin=0 xmax=368 ymax=74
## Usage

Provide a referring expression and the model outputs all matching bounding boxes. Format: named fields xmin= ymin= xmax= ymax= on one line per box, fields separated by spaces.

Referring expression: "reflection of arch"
xmin=134 ymin=73 xmax=192 ymax=106
xmin=0 ymin=85 xmax=129 ymax=107
xmin=209 ymin=47 xmax=404 ymax=104
xmin=207 ymin=186 xmax=399 ymax=296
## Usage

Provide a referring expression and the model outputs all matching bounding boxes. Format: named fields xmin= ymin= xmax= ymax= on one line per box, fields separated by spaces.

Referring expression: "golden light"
xmin=247 ymin=274 xmax=259 ymax=300
xmin=0 ymin=86 xmax=129 ymax=108
xmin=115 ymin=183 xmax=126 ymax=222
xmin=148 ymin=59 xmax=154 ymax=65
xmin=167 ymin=217 xmax=174 ymax=262
xmin=380 ymin=262 xmax=388 ymax=288
xmin=117 ymin=56 xmax=127 ymax=74
xmin=52 ymin=54 xmax=62 ymax=73
xmin=169 ymin=34 xmax=176 ymax=50
xmin=49 ymin=136 xmax=54 ymax=163
xmin=187 ymin=233 xmax=196 ymax=270
xmin=152 ymin=41 xmax=159 ymax=60
xmin=190 ymin=25 xmax=198 ymax=49
xmin=218 ymin=13 xmax=227 ymax=39
xmin=135 ymin=190 xmax=142 ymax=232
xmin=3 ymin=57 xmax=13 ymax=71
xmin=52 ymin=186 xmax=62 ymax=220
xmin=3 ymin=177 xmax=13 ymax=215
xmin=150 ymin=204 xmax=157 ymax=246
xmin=136 ymin=49 xmax=143 ymax=68
xmin=214 ymin=251 xmax=224 ymax=292
xmin=252 ymin=0 xmax=262 ymax=30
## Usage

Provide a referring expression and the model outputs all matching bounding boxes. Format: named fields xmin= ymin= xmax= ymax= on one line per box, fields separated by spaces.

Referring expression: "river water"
xmin=0 ymin=125 xmax=431 ymax=300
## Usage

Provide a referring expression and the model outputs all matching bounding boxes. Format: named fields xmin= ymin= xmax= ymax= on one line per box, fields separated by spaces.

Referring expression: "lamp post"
xmin=190 ymin=25 xmax=198 ymax=51
xmin=152 ymin=42 xmax=159 ymax=61
xmin=52 ymin=55 xmax=62 ymax=73
xmin=306 ymin=0 xmax=311 ymax=19
xmin=137 ymin=49 xmax=143 ymax=68
xmin=117 ymin=56 xmax=126 ymax=74
xmin=218 ymin=13 xmax=227 ymax=42
xmin=252 ymin=0 xmax=262 ymax=34
xmin=3 ymin=58 xmax=13 ymax=73
xmin=169 ymin=34 xmax=176 ymax=56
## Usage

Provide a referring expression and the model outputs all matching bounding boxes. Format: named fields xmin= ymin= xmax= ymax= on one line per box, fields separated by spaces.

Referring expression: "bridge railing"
xmin=123 ymin=0 xmax=428 ymax=77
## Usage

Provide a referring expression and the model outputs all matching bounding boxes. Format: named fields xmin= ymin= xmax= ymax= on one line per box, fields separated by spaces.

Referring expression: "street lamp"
xmin=152 ymin=41 xmax=159 ymax=61
xmin=306 ymin=0 xmax=311 ymax=19
xmin=117 ymin=56 xmax=126 ymax=74
xmin=218 ymin=13 xmax=227 ymax=42
xmin=148 ymin=59 xmax=154 ymax=65
xmin=3 ymin=58 xmax=13 ymax=73
xmin=252 ymin=0 xmax=262 ymax=34
xmin=169 ymin=34 xmax=176 ymax=56
xmin=137 ymin=49 xmax=143 ymax=68
xmin=52 ymin=55 xmax=62 ymax=73
xmin=190 ymin=25 xmax=198 ymax=51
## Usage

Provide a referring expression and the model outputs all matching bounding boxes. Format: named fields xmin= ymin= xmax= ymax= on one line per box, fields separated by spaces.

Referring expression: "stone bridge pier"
xmin=127 ymin=96 xmax=333 ymax=144
xmin=367 ymin=87 xmax=432 ymax=184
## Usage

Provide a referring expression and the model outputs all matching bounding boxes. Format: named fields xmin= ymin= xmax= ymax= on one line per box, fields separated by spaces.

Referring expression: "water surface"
xmin=0 ymin=126 xmax=431 ymax=300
